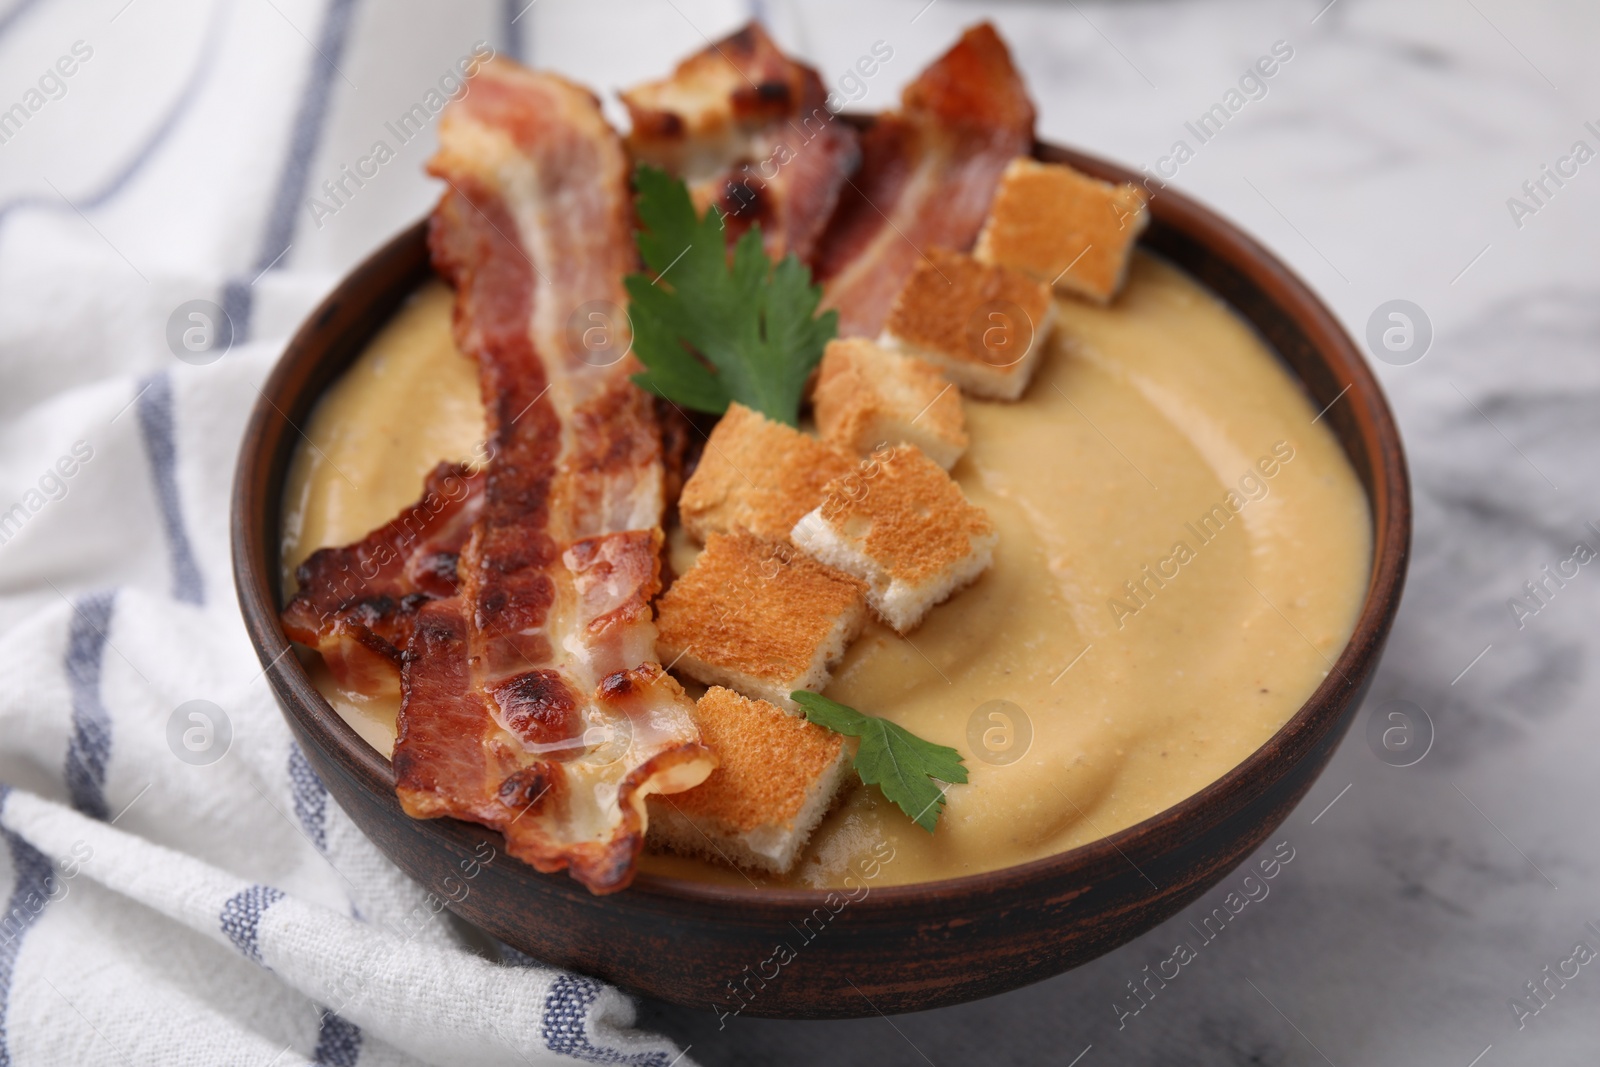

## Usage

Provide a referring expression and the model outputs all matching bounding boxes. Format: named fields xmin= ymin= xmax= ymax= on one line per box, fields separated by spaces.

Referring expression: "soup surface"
xmin=281 ymin=253 xmax=1371 ymax=888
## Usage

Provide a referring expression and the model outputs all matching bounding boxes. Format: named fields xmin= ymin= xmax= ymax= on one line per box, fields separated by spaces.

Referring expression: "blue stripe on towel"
xmin=500 ymin=0 xmax=524 ymax=62
xmin=223 ymin=884 xmax=364 ymax=1064
xmin=135 ymin=373 xmax=205 ymax=605
xmin=228 ymin=0 xmax=362 ymax=342
xmin=542 ymin=974 xmax=676 ymax=1066
xmin=220 ymin=278 xmax=255 ymax=352
xmin=63 ymin=591 xmax=116 ymax=821
xmin=0 ymin=0 xmax=45 ymax=42
xmin=314 ymin=1007 xmax=363 ymax=1067
xmin=289 ymin=746 xmax=369 ymax=920
xmin=220 ymin=884 xmax=285 ymax=966
xmin=289 ymin=742 xmax=329 ymax=853
xmin=0 ymin=789 xmax=57 ymax=1067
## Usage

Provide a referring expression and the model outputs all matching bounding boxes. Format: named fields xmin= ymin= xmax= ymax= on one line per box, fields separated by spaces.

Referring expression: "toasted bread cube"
xmin=975 ymin=157 xmax=1149 ymax=304
xmin=656 ymin=532 xmax=867 ymax=710
xmin=791 ymin=445 xmax=996 ymax=633
xmin=813 ymin=339 xmax=968 ymax=470
xmin=647 ymin=687 xmax=851 ymax=874
xmin=879 ymin=248 xmax=1055 ymax=401
xmin=678 ymin=402 xmax=856 ymax=544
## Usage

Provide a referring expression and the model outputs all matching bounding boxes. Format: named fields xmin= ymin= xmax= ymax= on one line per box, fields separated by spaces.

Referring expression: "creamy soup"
xmin=282 ymin=253 xmax=1371 ymax=889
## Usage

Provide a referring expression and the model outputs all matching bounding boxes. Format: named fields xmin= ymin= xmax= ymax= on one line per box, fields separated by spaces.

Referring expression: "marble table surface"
xmin=637 ymin=3 xmax=1600 ymax=1063
xmin=9 ymin=0 xmax=1597 ymax=1062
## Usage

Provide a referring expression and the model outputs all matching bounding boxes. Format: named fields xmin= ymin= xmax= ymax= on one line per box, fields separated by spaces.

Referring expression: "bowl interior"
xmin=232 ymin=141 xmax=1408 ymax=920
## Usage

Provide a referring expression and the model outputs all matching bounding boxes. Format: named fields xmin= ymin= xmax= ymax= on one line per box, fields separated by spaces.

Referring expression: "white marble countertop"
xmin=636 ymin=3 xmax=1600 ymax=1063
xmin=3 ymin=0 xmax=1596 ymax=1063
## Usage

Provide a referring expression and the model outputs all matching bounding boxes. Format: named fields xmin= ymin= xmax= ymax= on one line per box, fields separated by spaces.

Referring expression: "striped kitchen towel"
xmin=0 ymin=0 xmax=769 ymax=1062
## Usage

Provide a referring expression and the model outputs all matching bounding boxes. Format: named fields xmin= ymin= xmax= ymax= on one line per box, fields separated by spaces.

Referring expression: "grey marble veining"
xmin=608 ymin=1 xmax=1600 ymax=1063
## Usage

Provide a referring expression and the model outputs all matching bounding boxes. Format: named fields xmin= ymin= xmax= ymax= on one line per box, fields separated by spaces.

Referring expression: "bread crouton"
xmin=813 ymin=338 xmax=968 ymax=470
xmin=678 ymin=403 xmax=856 ymax=544
xmin=791 ymin=445 xmax=996 ymax=633
xmin=647 ymin=687 xmax=850 ymax=875
xmin=878 ymin=248 xmax=1054 ymax=401
xmin=975 ymin=157 xmax=1149 ymax=304
xmin=655 ymin=532 xmax=867 ymax=710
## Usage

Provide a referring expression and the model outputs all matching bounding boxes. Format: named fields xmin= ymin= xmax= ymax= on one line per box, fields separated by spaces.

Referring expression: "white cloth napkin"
xmin=0 ymin=0 xmax=780 ymax=1062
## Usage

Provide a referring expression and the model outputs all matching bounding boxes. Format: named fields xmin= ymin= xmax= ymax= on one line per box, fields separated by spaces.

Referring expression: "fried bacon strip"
xmin=812 ymin=23 xmax=1036 ymax=338
xmin=282 ymin=462 xmax=483 ymax=699
xmin=399 ymin=60 xmax=714 ymax=894
xmin=622 ymin=22 xmax=859 ymax=265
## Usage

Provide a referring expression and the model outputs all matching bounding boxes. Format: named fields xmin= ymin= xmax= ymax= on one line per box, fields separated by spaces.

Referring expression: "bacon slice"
xmin=621 ymin=22 xmax=859 ymax=265
xmin=391 ymin=598 xmax=517 ymax=826
xmin=282 ymin=462 xmax=483 ymax=698
xmin=404 ymin=60 xmax=714 ymax=894
xmin=812 ymin=23 xmax=1036 ymax=339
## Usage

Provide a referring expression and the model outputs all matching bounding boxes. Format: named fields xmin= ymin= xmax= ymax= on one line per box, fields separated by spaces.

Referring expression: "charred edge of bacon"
xmin=811 ymin=23 xmax=1035 ymax=338
xmin=622 ymin=21 xmax=861 ymax=265
xmin=281 ymin=462 xmax=483 ymax=688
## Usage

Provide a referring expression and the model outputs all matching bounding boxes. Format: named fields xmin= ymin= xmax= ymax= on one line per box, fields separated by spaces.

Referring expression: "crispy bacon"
xmin=404 ymin=60 xmax=714 ymax=894
xmin=622 ymin=22 xmax=859 ymax=265
xmin=391 ymin=599 xmax=521 ymax=826
xmin=281 ymin=462 xmax=483 ymax=698
xmin=812 ymin=23 xmax=1036 ymax=338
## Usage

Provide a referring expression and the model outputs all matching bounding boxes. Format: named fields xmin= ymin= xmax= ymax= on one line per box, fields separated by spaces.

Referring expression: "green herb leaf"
xmin=792 ymin=691 xmax=968 ymax=833
xmin=626 ymin=166 xmax=837 ymax=426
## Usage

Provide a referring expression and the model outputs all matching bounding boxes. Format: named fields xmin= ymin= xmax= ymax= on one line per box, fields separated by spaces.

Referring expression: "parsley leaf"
xmin=625 ymin=166 xmax=837 ymax=426
xmin=792 ymin=691 xmax=968 ymax=833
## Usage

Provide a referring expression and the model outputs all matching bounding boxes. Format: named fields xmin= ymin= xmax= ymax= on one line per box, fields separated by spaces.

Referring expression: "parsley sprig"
xmin=625 ymin=166 xmax=837 ymax=427
xmin=792 ymin=691 xmax=968 ymax=833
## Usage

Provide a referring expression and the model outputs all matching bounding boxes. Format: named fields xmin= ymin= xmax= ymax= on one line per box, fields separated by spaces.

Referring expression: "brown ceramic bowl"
xmin=232 ymin=138 xmax=1409 ymax=1019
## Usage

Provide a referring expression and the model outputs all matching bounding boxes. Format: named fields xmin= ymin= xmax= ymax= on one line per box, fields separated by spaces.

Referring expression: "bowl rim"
xmin=232 ymin=137 xmax=1410 ymax=911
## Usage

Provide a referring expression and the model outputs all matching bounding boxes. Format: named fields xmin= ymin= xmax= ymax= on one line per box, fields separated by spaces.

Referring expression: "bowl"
xmin=232 ymin=137 xmax=1410 ymax=1019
